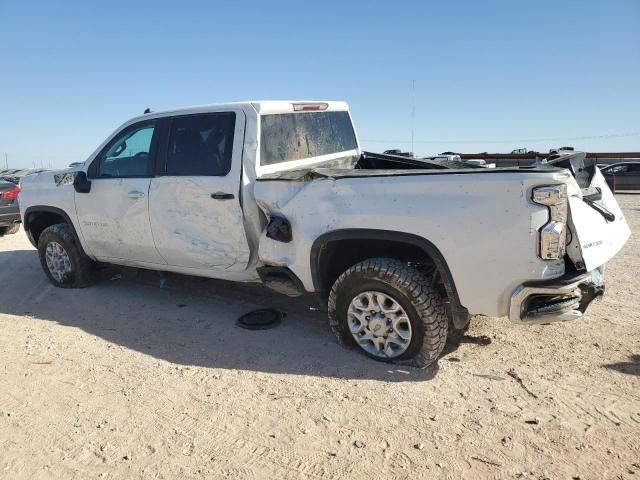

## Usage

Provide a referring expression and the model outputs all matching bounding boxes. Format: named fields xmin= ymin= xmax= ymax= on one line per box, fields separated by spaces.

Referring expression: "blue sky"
xmin=1 ymin=0 xmax=638 ymax=168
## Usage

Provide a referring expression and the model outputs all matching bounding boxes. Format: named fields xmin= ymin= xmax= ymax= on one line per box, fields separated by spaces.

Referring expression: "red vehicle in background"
xmin=0 ymin=180 xmax=21 ymax=236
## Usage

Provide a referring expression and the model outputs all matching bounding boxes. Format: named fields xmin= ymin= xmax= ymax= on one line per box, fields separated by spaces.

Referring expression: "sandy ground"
xmin=0 ymin=195 xmax=638 ymax=480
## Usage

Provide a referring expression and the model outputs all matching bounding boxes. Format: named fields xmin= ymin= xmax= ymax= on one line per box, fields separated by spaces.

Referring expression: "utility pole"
xmin=411 ymin=80 xmax=415 ymax=156
xmin=4 ymin=153 xmax=7 ymax=170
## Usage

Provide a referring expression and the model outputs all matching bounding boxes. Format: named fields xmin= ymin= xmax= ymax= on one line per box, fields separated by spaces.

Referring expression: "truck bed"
xmin=257 ymin=151 xmax=563 ymax=181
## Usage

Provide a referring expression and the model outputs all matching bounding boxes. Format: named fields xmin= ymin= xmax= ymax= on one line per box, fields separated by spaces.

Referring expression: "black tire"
xmin=37 ymin=223 xmax=95 ymax=288
xmin=0 ymin=224 xmax=19 ymax=236
xmin=328 ymin=257 xmax=448 ymax=368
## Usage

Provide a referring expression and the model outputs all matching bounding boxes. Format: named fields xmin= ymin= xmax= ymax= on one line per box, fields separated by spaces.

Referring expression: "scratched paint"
xmin=254 ymin=169 xmax=598 ymax=317
xmin=17 ymin=101 xmax=630 ymax=319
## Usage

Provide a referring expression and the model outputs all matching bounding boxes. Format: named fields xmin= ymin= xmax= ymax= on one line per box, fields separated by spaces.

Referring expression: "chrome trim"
xmin=539 ymin=221 xmax=567 ymax=260
xmin=532 ymin=184 xmax=567 ymax=206
xmin=509 ymin=272 xmax=592 ymax=324
xmin=532 ymin=184 xmax=568 ymax=260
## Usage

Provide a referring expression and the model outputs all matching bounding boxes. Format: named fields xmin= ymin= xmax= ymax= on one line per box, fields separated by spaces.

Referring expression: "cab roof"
xmin=131 ymin=100 xmax=349 ymax=123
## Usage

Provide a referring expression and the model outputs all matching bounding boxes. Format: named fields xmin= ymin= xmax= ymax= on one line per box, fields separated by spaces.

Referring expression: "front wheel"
xmin=37 ymin=223 xmax=95 ymax=288
xmin=328 ymin=258 xmax=448 ymax=368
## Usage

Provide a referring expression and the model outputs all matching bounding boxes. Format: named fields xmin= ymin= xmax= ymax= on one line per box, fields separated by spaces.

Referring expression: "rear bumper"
xmin=509 ymin=268 xmax=604 ymax=324
xmin=0 ymin=211 xmax=21 ymax=227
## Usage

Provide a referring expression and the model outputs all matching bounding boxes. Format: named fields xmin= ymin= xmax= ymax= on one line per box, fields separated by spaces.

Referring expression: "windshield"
xmin=260 ymin=111 xmax=358 ymax=166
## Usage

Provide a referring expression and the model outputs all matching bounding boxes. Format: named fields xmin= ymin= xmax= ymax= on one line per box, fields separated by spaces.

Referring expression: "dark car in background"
xmin=0 ymin=168 xmax=48 ymax=185
xmin=600 ymin=162 xmax=640 ymax=190
xmin=0 ymin=180 xmax=21 ymax=236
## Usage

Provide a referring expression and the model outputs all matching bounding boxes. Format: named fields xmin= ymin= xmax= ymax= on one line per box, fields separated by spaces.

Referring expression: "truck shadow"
xmin=442 ymin=330 xmax=492 ymax=358
xmin=602 ymin=355 xmax=640 ymax=377
xmin=0 ymin=248 xmax=489 ymax=382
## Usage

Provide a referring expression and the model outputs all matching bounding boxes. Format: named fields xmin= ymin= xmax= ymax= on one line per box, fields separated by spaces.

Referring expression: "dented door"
xmin=76 ymin=120 xmax=166 ymax=264
xmin=148 ymin=110 xmax=251 ymax=271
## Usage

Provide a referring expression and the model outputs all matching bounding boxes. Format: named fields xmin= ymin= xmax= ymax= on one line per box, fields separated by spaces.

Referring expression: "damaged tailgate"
xmin=549 ymin=153 xmax=631 ymax=271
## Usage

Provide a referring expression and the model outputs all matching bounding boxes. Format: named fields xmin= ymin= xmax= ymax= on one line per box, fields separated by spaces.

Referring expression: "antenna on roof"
xmin=144 ymin=108 xmax=152 ymax=114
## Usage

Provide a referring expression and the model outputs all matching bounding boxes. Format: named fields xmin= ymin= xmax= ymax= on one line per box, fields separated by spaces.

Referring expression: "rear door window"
xmin=165 ymin=112 xmax=236 ymax=176
xmin=260 ymin=111 xmax=357 ymax=166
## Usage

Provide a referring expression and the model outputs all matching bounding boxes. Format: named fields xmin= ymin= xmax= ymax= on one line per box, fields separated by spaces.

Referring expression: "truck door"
xmin=76 ymin=120 xmax=167 ymax=264
xmin=148 ymin=110 xmax=251 ymax=271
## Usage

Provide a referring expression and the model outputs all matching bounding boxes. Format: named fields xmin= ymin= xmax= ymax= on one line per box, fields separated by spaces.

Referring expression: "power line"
xmin=362 ymin=130 xmax=640 ymax=145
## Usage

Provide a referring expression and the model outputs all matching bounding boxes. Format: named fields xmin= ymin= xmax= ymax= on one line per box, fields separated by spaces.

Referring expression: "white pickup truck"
xmin=18 ymin=101 xmax=630 ymax=368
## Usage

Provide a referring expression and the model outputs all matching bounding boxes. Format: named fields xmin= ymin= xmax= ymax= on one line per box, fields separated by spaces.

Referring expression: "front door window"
xmin=94 ymin=123 xmax=155 ymax=178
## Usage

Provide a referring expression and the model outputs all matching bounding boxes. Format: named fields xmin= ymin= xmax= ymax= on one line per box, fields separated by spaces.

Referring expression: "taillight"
xmin=292 ymin=102 xmax=329 ymax=112
xmin=2 ymin=185 xmax=20 ymax=201
xmin=532 ymin=184 xmax=568 ymax=260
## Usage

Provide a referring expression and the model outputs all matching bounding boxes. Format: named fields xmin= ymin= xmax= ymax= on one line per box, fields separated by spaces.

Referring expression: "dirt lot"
xmin=0 ymin=195 xmax=638 ymax=480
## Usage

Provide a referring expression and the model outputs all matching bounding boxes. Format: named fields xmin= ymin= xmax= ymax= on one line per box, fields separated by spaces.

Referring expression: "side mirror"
xmin=113 ymin=141 xmax=126 ymax=157
xmin=73 ymin=171 xmax=92 ymax=193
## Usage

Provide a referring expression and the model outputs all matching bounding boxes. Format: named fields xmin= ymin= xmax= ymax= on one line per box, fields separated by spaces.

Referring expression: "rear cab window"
xmin=258 ymin=108 xmax=359 ymax=175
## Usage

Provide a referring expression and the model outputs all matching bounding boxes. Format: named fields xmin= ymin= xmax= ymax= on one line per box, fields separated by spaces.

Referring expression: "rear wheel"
xmin=328 ymin=258 xmax=448 ymax=368
xmin=37 ymin=223 xmax=95 ymax=288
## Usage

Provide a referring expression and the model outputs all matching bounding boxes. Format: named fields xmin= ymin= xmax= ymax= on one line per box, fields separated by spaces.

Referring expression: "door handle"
xmin=127 ymin=191 xmax=145 ymax=199
xmin=211 ymin=192 xmax=235 ymax=200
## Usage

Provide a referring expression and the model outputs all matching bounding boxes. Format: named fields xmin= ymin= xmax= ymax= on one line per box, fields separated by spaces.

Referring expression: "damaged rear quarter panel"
xmin=254 ymin=170 xmax=566 ymax=317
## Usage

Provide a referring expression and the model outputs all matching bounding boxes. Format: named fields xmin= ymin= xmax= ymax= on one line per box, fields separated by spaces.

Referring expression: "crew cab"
xmin=18 ymin=101 xmax=630 ymax=367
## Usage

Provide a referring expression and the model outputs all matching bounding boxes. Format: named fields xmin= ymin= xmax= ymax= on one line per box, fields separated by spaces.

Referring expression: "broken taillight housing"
xmin=2 ymin=185 xmax=20 ymax=201
xmin=532 ymin=184 xmax=568 ymax=260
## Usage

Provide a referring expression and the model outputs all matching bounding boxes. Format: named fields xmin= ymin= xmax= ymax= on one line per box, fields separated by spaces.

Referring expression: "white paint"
xmin=148 ymin=107 xmax=251 ymax=271
xmin=254 ymin=170 xmax=574 ymax=317
xmin=19 ymin=167 xmax=95 ymax=258
xmin=19 ymin=100 xmax=630 ymax=319
xmin=255 ymin=149 xmax=360 ymax=177
xmin=566 ymin=169 xmax=631 ymax=271
xmin=75 ymin=177 xmax=167 ymax=264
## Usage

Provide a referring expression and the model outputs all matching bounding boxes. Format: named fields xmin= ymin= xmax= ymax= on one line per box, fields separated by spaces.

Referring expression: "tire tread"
xmin=328 ymin=257 xmax=448 ymax=368
xmin=37 ymin=223 xmax=95 ymax=288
